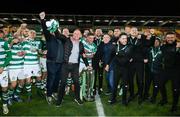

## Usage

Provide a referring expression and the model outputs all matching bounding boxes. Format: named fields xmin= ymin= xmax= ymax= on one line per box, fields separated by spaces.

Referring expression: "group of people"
xmin=0 ymin=11 xmax=179 ymax=115
xmin=0 ymin=22 xmax=48 ymax=115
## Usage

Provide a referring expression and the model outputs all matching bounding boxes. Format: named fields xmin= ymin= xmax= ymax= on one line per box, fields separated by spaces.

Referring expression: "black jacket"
xmin=148 ymin=47 xmax=163 ymax=73
xmin=92 ymin=36 xmax=103 ymax=68
xmin=41 ymin=19 xmax=65 ymax=63
xmin=143 ymin=35 xmax=156 ymax=59
xmin=128 ymin=35 xmax=145 ymax=63
xmin=93 ymin=36 xmax=102 ymax=46
xmin=161 ymin=42 xmax=179 ymax=71
xmin=95 ymin=42 xmax=115 ymax=68
xmin=62 ymin=37 xmax=89 ymax=67
xmin=108 ymin=43 xmax=133 ymax=68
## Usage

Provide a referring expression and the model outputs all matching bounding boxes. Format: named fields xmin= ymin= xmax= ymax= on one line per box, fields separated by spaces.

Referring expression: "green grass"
xmin=1 ymin=89 xmax=97 ymax=116
xmin=0 ymin=80 xmax=180 ymax=116
xmin=101 ymin=94 xmax=179 ymax=116
xmin=101 ymin=81 xmax=180 ymax=116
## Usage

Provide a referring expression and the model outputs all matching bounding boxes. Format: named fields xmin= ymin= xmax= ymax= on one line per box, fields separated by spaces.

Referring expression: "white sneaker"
xmin=46 ymin=96 xmax=53 ymax=105
xmin=52 ymin=93 xmax=58 ymax=101
xmin=3 ymin=104 xmax=9 ymax=115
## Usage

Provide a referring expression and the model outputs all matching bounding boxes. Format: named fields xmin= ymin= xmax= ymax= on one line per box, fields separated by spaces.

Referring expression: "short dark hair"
xmin=119 ymin=32 xmax=127 ymax=37
xmin=87 ymin=33 xmax=94 ymax=37
xmin=165 ymin=31 xmax=176 ymax=36
xmin=114 ymin=27 xmax=120 ymax=30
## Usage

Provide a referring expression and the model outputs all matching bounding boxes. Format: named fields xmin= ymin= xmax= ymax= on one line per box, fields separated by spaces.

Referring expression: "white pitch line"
xmin=95 ymin=93 xmax=105 ymax=117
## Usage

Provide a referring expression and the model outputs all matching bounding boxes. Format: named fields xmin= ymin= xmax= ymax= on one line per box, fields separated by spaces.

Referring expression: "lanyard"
xmin=130 ymin=38 xmax=138 ymax=45
xmin=96 ymin=37 xmax=101 ymax=46
xmin=116 ymin=43 xmax=127 ymax=55
xmin=151 ymin=47 xmax=161 ymax=61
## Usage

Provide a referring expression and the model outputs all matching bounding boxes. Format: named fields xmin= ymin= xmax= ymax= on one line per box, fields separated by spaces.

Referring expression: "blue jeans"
xmin=106 ymin=68 xmax=114 ymax=92
xmin=46 ymin=61 xmax=62 ymax=97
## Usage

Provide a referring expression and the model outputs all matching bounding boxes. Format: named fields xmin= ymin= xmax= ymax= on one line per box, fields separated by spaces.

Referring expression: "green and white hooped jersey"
xmin=23 ymin=38 xmax=40 ymax=65
xmin=8 ymin=42 xmax=24 ymax=70
xmin=80 ymin=38 xmax=97 ymax=64
xmin=0 ymin=38 xmax=10 ymax=70
xmin=5 ymin=33 xmax=14 ymax=44
xmin=33 ymin=40 xmax=42 ymax=51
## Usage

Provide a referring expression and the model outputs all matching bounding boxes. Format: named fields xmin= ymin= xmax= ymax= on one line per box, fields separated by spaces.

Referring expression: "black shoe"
xmin=122 ymin=101 xmax=128 ymax=106
xmin=56 ymin=102 xmax=62 ymax=108
xmin=127 ymin=96 xmax=134 ymax=103
xmin=93 ymin=90 xmax=96 ymax=96
xmin=170 ymin=106 xmax=177 ymax=113
xmin=158 ymin=100 xmax=168 ymax=106
xmin=134 ymin=92 xmax=139 ymax=97
xmin=149 ymin=97 xmax=156 ymax=104
xmin=74 ymin=99 xmax=83 ymax=105
xmin=143 ymin=96 xmax=149 ymax=101
xmin=109 ymin=99 xmax=117 ymax=105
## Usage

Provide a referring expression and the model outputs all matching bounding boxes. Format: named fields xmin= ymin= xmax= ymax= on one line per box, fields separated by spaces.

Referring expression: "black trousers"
xmin=144 ymin=63 xmax=151 ymax=98
xmin=57 ymin=63 xmax=80 ymax=104
xmin=46 ymin=61 xmax=62 ymax=97
xmin=111 ymin=64 xmax=129 ymax=103
xmin=160 ymin=69 xmax=180 ymax=107
xmin=129 ymin=62 xmax=144 ymax=98
xmin=93 ymin=65 xmax=103 ymax=92
xmin=150 ymin=72 xmax=162 ymax=100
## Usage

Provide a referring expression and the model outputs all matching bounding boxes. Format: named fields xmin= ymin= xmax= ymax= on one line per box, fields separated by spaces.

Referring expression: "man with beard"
xmin=160 ymin=32 xmax=180 ymax=112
